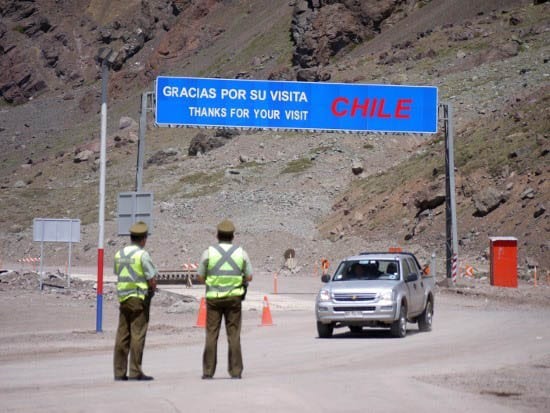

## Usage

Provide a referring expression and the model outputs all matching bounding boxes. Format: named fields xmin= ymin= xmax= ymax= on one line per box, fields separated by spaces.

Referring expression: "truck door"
xmin=404 ymin=258 xmax=424 ymax=315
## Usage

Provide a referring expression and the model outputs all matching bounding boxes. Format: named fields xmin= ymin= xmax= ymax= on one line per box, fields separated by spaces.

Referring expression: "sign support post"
xmin=136 ymin=91 xmax=155 ymax=192
xmin=39 ymin=220 xmax=45 ymax=290
xmin=67 ymin=239 xmax=72 ymax=288
xmin=33 ymin=218 xmax=80 ymax=289
xmin=442 ymin=103 xmax=458 ymax=284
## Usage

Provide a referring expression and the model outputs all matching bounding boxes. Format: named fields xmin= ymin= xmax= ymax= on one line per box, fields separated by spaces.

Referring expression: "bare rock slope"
xmin=0 ymin=0 xmax=548 ymax=279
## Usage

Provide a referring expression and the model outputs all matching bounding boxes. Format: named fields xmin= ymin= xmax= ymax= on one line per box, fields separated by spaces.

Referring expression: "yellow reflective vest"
xmin=205 ymin=244 xmax=245 ymax=299
xmin=114 ymin=245 xmax=148 ymax=302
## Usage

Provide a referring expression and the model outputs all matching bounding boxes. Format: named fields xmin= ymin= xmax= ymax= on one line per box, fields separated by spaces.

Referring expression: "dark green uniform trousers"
xmin=113 ymin=296 xmax=151 ymax=378
xmin=203 ymin=295 xmax=243 ymax=378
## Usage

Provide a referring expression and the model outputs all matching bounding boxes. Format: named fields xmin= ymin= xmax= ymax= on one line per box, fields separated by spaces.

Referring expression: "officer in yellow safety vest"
xmin=113 ymin=221 xmax=157 ymax=381
xmin=197 ymin=219 xmax=253 ymax=379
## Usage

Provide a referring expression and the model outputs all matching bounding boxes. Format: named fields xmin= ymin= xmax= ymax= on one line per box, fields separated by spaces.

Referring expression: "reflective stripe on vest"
xmin=205 ymin=244 xmax=245 ymax=299
xmin=114 ymin=245 xmax=148 ymax=302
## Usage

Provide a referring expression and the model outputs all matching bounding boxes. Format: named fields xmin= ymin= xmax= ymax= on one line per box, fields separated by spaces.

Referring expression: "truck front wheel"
xmin=317 ymin=321 xmax=334 ymax=338
xmin=390 ymin=303 xmax=407 ymax=338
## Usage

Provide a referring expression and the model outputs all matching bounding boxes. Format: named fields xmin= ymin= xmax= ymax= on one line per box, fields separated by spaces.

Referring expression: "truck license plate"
xmin=345 ymin=311 xmax=362 ymax=317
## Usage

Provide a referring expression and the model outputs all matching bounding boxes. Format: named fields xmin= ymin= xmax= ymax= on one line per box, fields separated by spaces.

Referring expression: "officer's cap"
xmin=217 ymin=219 xmax=235 ymax=235
xmin=129 ymin=221 xmax=148 ymax=236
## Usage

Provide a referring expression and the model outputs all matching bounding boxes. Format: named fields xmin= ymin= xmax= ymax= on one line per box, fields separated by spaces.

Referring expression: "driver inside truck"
xmin=349 ymin=263 xmax=367 ymax=280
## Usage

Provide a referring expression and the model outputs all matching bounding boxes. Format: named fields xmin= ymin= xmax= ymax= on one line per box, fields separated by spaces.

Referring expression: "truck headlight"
xmin=319 ymin=290 xmax=331 ymax=301
xmin=378 ymin=290 xmax=393 ymax=301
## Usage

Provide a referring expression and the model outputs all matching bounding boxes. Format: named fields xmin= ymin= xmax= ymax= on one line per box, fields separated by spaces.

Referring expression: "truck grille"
xmin=333 ymin=293 xmax=377 ymax=302
xmin=334 ymin=306 xmax=375 ymax=312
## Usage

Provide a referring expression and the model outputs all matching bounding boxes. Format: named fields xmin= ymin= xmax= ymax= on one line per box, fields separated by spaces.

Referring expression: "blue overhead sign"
xmin=155 ymin=76 xmax=438 ymax=134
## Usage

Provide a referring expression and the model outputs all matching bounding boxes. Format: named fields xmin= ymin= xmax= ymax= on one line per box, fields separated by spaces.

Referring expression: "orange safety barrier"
xmin=260 ymin=296 xmax=273 ymax=326
xmin=18 ymin=257 xmax=40 ymax=271
xmin=195 ymin=297 xmax=207 ymax=328
xmin=321 ymin=258 xmax=330 ymax=276
xmin=182 ymin=263 xmax=199 ymax=271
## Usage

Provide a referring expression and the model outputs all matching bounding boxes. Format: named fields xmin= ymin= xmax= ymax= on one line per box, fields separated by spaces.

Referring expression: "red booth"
xmin=489 ymin=237 xmax=518 ymax=288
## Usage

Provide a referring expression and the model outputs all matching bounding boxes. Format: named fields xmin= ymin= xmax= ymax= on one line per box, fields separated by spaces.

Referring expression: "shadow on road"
xmin=319 ymin=328 xmax=423 ymax=340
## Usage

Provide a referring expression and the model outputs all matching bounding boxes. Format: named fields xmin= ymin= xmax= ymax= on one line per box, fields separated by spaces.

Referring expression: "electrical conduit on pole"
xmin=96 ymin=60 xmax=108 ymax=333
xmin=448 ymin=104 xmax=459 ymax=284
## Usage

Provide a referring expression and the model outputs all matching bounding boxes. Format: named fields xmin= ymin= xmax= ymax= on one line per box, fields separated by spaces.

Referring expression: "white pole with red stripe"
xmin=96 ymin=58 xmax=109 ymax=333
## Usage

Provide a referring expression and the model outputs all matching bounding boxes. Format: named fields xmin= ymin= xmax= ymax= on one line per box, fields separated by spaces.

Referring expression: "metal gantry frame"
xmin=136 ymin=91 xmax=156 ymax=192
xmin=134 ymin=93 xmax=459 ymax=284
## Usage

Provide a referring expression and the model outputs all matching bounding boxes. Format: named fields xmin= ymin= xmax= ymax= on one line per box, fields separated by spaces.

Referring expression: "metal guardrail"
xmin=156 ymin=270 xmax=202 ymax=287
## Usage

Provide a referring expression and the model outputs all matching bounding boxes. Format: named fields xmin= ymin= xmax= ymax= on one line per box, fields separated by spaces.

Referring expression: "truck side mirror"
xmin=321 ymin=275 xmax=331 ymax=283
xmin=406 ymin=273 xmax=418 ymax=282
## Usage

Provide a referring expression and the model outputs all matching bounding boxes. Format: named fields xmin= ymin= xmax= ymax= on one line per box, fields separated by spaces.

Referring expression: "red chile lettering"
xmin=331 ymin=97 xmax=349 ymax=117
xmin=370 ymin=98 xmax=377 ymax=117
xmin=351 ymin=98 xmax=370 ymax=117
xmin=396 ymin=98 xmax=412 ymax=119
xmin=331 ymin=97 xmax=414 ymax=119
xmin=377 ymin=99 xmax=391 ymax=119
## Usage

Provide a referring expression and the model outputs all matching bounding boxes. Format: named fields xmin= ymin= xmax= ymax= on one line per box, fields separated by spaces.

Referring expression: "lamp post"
xmin=95 ymin=47 xmax=117 ymax=333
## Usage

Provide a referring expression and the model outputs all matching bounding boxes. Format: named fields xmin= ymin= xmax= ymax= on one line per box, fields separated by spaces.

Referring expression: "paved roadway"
xmin=1 ymin=271 xmax=548 ymax=412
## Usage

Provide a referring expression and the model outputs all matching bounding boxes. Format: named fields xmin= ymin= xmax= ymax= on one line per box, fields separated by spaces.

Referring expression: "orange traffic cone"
xmin=195 ymin=297 xmax=207 ymax=328
xmin=260 ymin=295 xmax=273 ymax=326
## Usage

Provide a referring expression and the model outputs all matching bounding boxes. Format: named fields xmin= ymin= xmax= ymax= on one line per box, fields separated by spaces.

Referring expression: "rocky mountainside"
xmin=0 ymin=0 xmax=548 ymax=278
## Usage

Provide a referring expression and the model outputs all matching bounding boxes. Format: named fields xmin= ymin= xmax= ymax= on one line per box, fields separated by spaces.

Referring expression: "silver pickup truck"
xmin=315 ymin=252 xmax=435 ymax=338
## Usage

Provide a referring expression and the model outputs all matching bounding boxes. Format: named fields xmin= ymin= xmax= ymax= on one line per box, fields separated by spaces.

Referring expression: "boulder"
xmin=119 ymin=116 xmax=138 ymax=130
xmin=22 ymin=15 xmax=52 ymax=37
xmin=533 ymin=203 xmax=546 ymax=218
xmin=472 ymin=187 xmax=508 ymax=217
xmin=215 ymin=128 xmax=239 ymax=139
xmin=0 ymin=59 xmax=47 ymax=104
xmin=74 ymin=150 xmax=94 ymax=163
xmin=147 ymin=148 xmax=178 ymax=166
xmin=351 ymin=159 xmax=364 ymax=175
xmin=188 ymin=133 xmax=227 ymax=156
xmin=520 ymin=187 xmax=535 ymax=200
xmin=412 ymin=186 xmax=446 ymax=215
xmin=291 ymin=2 xmax=370 ymax=68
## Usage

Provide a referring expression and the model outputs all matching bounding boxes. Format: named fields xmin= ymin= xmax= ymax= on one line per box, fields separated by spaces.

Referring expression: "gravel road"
xmin=1 ymin=269 xmax=549 ymax=413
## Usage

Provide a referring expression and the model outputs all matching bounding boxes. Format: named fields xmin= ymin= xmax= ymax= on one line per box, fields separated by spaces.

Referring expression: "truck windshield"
xmin=332 ymin=260 xmax=400 ymax=281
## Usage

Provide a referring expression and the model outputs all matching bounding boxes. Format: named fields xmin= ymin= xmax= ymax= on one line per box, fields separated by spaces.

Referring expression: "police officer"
xmin=113 ymin=221 xmax=157 ymax=381
xmin=197 ymin=219 xmax=253 ymax=379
